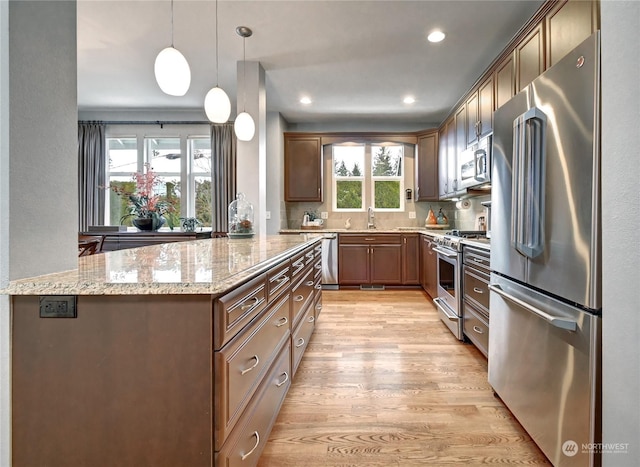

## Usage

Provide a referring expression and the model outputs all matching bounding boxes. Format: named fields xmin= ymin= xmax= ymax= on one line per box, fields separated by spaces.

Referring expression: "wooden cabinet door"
xmin=415 ymin=131 xmax=438 ymax=202
xmin=477 ymin=76 xmax=494 ymax=137
xmin=402 ymin=234 xmax=420 ymax=285
xmin=545 ymin=0 xmax=598 ymax=69
xmin=453 ymin=105 xmax=466 ymax=192
xmin=284 ymin=134 xmax=322 ymax=202
xmin=370 ymin=245 xmax=402 ymax=285
xmin=438 ymin=120 xmax=452 ymax=199
xmin=425 ymin=239 xmax=438 ymax=300
xmin=495 ymin=52 xmax=516 ymax=110
xmin=338 ymin=244 xmax=369 ymax=285
xmin=466 ymin=92 xmax=479 ymax=146
xmin=515 ymin=23 xmax=545 ymax=92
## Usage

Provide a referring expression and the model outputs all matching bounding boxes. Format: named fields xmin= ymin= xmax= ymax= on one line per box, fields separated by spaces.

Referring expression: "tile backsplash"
xmin=285 ymin=195 xmax=490 ymax=231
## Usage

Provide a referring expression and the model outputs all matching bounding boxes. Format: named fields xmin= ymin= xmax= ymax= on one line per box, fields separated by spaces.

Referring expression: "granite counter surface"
xmin=2 ymin=234 xmax=321 ymax=296
xmin=279 ymin=228 xmax=448 ymax=235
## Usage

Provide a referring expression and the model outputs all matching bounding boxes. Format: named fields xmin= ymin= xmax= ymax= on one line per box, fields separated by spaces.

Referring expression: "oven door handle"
xmin=433 ymin=247 xmax=458 ymax=258
xmin=433 ymin=298 xmax=458 ymax=321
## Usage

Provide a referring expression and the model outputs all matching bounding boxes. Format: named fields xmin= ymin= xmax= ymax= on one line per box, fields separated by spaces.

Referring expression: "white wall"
xmin=601 ymin=1 xmax=640 ymax=465
xmin=266 ymin=112 xmax=288 ymax=234
xmin=8 ymin=0 xmax=77 ymax=279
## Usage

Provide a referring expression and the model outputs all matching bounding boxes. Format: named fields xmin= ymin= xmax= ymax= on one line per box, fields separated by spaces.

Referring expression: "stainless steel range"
xmin=432 ymin=230 xmax=487 ymax=340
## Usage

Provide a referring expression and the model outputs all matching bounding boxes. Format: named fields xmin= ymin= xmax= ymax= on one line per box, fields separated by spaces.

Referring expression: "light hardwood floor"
xmin=258 ymin=289 xmax=550 ymax=466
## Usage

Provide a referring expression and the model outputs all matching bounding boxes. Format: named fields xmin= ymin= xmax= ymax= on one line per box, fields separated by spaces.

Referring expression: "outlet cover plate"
xmin=409 ymin=212 xmax=416 ymax=219
xmin=40 ymin=296 xmax=77 ymax=318
xmin=321 ymin=212 xmax=328 ymax=219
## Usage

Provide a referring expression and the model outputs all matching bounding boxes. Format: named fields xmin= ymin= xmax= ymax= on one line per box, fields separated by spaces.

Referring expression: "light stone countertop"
xmin=279 ymin=228 xmax=449 ymax=235
xmin=2 ymin=234 xmax=322 ymax=296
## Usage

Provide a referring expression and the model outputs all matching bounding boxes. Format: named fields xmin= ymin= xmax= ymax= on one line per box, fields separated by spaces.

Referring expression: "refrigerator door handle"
xmin=489 ymin=284 xmax=577 ymax=331
xmin=511 ymin=107 xmax=547 ymax=259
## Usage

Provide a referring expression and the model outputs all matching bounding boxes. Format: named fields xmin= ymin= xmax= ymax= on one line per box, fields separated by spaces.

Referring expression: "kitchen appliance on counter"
xmin=432 ymin=230 xmax=488 ymax=340
xmin=489 ymin=32 xmax=601 ymax=467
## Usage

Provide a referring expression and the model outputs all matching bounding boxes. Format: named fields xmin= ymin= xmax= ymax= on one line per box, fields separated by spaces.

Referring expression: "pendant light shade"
xmin=154 ymin=46 xmax=191 ymax=96
xmin=204 ymin=0 xmax=231 ymax=123
xmin=234 ymin=111 xmax=255 ymax=141
xmin=205 ymin=87 xmax=231 ymax=123
xmin=234 ymin=26 xmax=255 ymax=141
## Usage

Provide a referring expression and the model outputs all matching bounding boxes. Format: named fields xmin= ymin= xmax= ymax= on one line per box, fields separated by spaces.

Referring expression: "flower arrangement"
xmin=109 ymin=163 xmax=178 ymax=230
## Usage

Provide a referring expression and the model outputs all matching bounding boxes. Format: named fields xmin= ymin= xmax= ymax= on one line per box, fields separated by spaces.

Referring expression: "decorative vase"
xmin=227 ymin=193 xmax=255 ymax=238
xmin=132 ymin=216 xmax=165 ymax=231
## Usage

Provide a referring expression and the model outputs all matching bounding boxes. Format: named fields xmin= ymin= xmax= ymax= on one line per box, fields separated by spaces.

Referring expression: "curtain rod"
xmin=78 ymin=120 xmax=212 ymax=128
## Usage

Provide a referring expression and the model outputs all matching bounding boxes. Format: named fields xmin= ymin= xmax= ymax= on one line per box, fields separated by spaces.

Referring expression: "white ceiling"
xmin=77 ymin=0 xmax=544 ymax=126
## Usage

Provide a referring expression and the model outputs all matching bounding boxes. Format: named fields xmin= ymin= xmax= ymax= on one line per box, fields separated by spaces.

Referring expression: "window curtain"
xmin=78 ymin=122 xmax=106 ymax=231
xmin=210 ymin=123 xmax=236 ymax=233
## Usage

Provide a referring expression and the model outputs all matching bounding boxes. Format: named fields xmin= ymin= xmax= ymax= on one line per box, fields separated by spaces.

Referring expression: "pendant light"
xmin=154 ymin=0 xmax=191 ymax=96
xmin=204 ymin=0 xmax=231 ymax=123
xmin=234 ymin=26 xmax=255 ymax=142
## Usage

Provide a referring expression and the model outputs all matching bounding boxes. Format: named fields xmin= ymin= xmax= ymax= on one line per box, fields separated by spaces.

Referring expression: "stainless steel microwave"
xmin=457 ymin=134 xmax=492 ymax=191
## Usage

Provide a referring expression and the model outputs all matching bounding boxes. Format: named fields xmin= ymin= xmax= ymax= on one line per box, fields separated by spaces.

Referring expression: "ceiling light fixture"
xmin=427 ymin=30 xmax=446 ymax=43
xmin=204 ymin=0 xmax=231 ymax=123
xmin=403 ymin=96 xmax=416 ymax=104
xmin=234 ymin=26 xmax=255 ymax=142
xmin=154 ymin=0 xmax=191 ymax=96
xmin=300 ymin=97 xmax=312 ymax=105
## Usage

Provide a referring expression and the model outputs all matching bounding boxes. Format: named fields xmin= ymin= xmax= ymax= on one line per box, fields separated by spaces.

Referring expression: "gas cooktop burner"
xmin=446 ymin=230 xmax=487 ymax=239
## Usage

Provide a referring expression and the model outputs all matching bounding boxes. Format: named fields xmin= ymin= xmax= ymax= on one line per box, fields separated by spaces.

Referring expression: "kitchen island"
xmin=3 ymin=234 xmax=323 ymax=467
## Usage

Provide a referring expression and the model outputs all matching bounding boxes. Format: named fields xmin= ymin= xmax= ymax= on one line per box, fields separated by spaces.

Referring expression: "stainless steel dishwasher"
xmin=321 ymin=233 xmax=338 ymax=289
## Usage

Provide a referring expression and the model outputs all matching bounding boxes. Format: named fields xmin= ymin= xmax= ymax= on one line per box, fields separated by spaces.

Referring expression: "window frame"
xmin=370 ymin=144 xmax=405 ymax=212
xmin=332 ymin=144 xmax=366 ymax=212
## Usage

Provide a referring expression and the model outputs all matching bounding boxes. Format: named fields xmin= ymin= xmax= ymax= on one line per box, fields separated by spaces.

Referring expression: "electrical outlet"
xmin=409 ymin=211 xmax=416 ymax=219
xmin=266 ymin=211 xmax=271 ymax=220
xmin=40 ymin=296 xmax=77 ymax=318
xmin=321 ymin=212 xmax=328 ymax=219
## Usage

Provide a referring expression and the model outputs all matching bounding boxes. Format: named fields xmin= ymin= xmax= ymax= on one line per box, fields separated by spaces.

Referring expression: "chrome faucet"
xmin=367 ymin=206 xmax=376 ymax=229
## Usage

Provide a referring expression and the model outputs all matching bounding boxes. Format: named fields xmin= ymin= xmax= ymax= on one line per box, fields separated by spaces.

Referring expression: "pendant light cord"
xmin=215 ymin=0 xmax=219 ymax=85
xmin=242 ymin=35 xmax=247 ymax=111
xmin=170 ymin=0 xmax=174 ymax=47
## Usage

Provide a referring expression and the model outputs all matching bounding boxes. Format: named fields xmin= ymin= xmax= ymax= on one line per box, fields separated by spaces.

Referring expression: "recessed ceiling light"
xmin=427 ymin=30 xmax=446 ymax=43
xmin=403 ymin=96 xmax=416 ymax=104
xmin=300 ymin=97 xmax=312 ymax=105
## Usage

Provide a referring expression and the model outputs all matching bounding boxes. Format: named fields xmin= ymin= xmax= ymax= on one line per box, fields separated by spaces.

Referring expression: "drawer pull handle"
xmin=473 ymin=325 xmax=484 ymax=334
xmin=276 ymin=371 xmax=289 ymax=388
xmin=240 ymin=296 xmax=259 ymax=310
xmin=275 ymin=316 xmax=288 ymax=327
xmin=240 ymin=355 xmax=260 ymax=375
xmin=305 ymin=280 xmax=314 ymax=286
xmin=315 ymin=284 xmax=322 ymax=290
xmin=294 ymin=294 xmax=305 ymax=302
xmin=473 ymin=258 xmax=485 ymax=263
xmin=295 ymin=337 xmax=305 ymax=348
xmin=364 ymin=237 xmax=376 ymax=241
xmin=315 ymin=263 xmax=321 ymax=269
xmin=241 ymin=431 xmax=260 ymax=461
xmin=315 ymin=304 xmax=322 ymax=310
xmin=473 ymin=287 xmax=484 ymax=294
xmin=276 ymin=276 xmax=289 ymax=284
xmin=307 ymin=315 xmax=315 ymax=323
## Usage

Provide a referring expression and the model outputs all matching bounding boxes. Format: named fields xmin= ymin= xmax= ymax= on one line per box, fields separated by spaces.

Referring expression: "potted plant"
xmin=108 ymin=163 xmax=178 ymax=231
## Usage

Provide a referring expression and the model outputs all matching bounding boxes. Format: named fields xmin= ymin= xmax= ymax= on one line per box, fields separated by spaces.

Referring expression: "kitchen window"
xmin=106 ymin=131 xmax=212 ymax=227
xmin=332 ymin=143 xmax=404 ymax=212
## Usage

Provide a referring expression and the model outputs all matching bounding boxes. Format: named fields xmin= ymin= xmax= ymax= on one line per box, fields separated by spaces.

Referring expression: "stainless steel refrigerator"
xmin=489 ymin=32 xmax=601 ymax=467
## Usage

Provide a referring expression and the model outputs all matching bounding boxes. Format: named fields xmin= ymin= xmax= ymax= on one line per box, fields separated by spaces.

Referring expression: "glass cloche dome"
xmin=227 ymin=192 xmax=254 ymax=238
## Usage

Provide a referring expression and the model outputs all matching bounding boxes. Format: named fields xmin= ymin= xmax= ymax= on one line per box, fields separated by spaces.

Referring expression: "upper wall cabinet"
xmin=545 ymin=0 xmax=599 ymax=69
xmin=494 ymin=52 xmax=516 ymax=110
xmin=515 ymin=23 xmax=546 ymax=92
xmin=284 ymin=134 xmax=323 ymax=202
xmin=466 ymin=75 xmax=494 ymax=145
xmin=415 ymin=131 xmax=439 ymax=202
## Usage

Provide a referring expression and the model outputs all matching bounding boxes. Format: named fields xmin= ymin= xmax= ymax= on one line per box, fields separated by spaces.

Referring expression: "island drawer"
xmin=290 ymin=249 xmax=308 ymax=279
xmin=463 ymin=246 xmax=491 ymax=272
xmin=267 ymin=260 xmax=290 ymax=303
xmin=292 ymin=305 xmax=315 ymax=377
xmin=216 ymin=343 xmax=291 ymax=466
xmin=214 ymin=273 xmax=267 ymax=350
xmin=313 ymin=292 xmax=323 ymax=321
xmin=291 ymin=267 xmax=315 ymax=327
xmin=214 ymin=292 xmax=291 ymax=450
xmin=339 ymin=234 xmax=402 ymax=244
xmin=304 ymin=245 xmax=315 ymax=266
xmin=314 ymin=241 xmax=322 ymax=258
xmin=463 ymin=265 xmax=490 ymax=312
xmin=463 ymin=301 xmax=489 ymax=358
